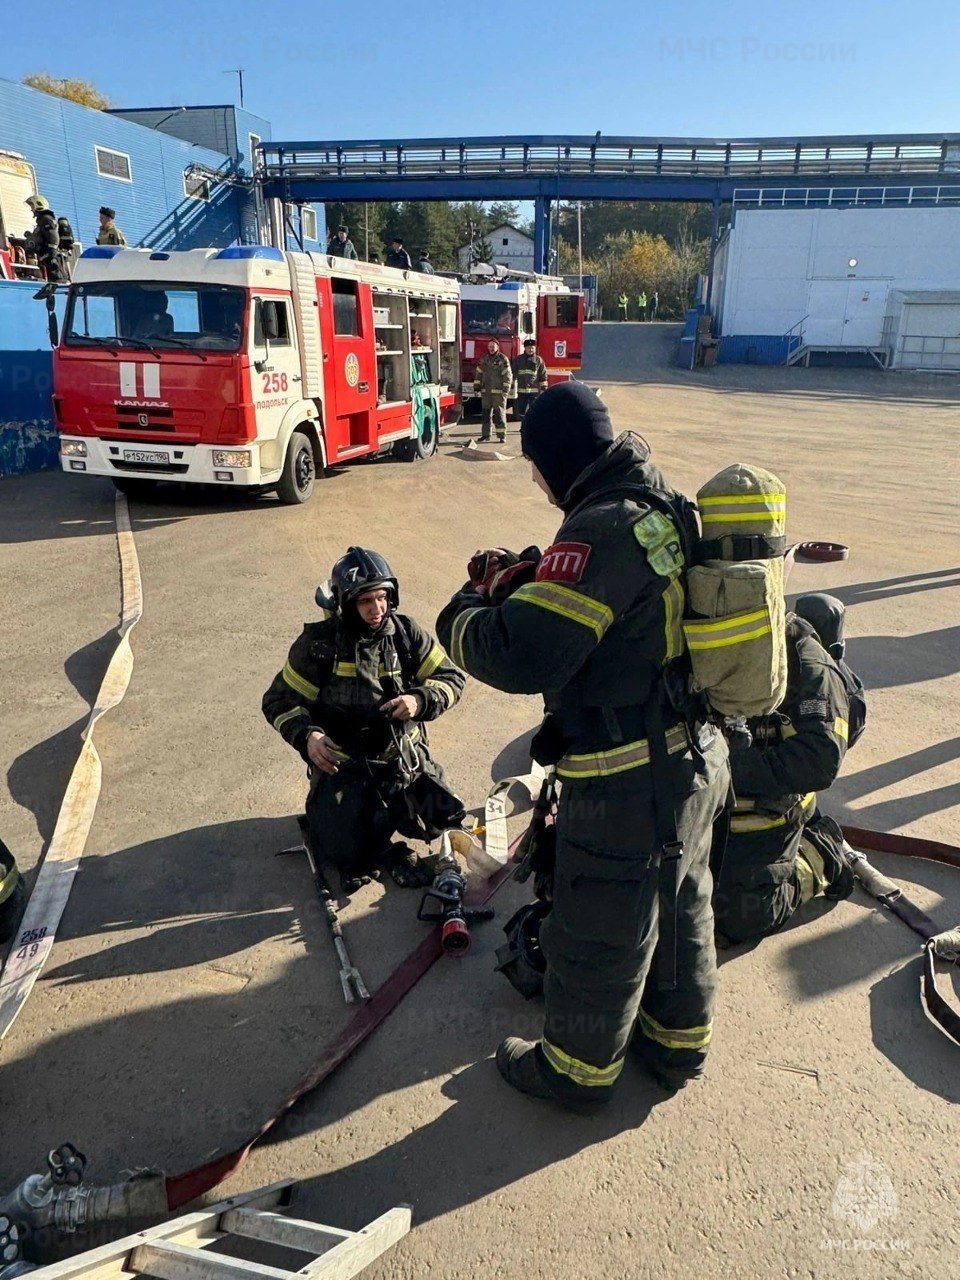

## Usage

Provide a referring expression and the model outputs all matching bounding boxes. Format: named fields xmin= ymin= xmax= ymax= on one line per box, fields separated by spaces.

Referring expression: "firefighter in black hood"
xmin=263 ymin=548 xmax=466 ymax=892
xmin=437 ymin=384 xmax=730 ymax=1108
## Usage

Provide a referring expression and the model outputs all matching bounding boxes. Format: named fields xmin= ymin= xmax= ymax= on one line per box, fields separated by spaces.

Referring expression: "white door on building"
xmin=805 ymin=281 xmax=848 ymax=345
xmin=841 ymin=282 xmax=888 ymax=346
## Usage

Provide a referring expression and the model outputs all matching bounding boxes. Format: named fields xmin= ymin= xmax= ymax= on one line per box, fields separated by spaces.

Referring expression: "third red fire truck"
xmin=54 ymin=246 xmax=461 ymax=503
xmin=459 ymin=268 xmax=584 ymax=410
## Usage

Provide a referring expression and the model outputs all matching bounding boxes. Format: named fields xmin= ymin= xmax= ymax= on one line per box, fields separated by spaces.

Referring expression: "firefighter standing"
xmin=511 ymin=338 xmax=548 ymax=420
xmin=328 ymin=225 xmax=358 ymax=259
xmin=437 ymin=383 xmax=730 ymax=1109
xmin=637 ymin=290 xmax=648 ymax=321
xmin=474 ymin=339 xmax=514 ymax=444
xmin=713 ymin=595 xmax=855 ymax=943
xmin=96 ymin=206 xmax=126 ymax=246
xmin=387 ymin=237 xmax=412 ymax=269
xmin=24 ymin=195 xmax=70 ymax=289
xmin=416 ymin=249 xmax=435 ymax=274
xmin=618 ymin=291 xmax=628 ymax=320
xmin=263 ymin=548 xmax=465 ymax=893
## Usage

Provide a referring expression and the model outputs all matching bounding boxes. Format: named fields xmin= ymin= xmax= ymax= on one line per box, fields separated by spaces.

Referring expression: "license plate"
xmin=123 ymin=449 xmax=169 ymax=465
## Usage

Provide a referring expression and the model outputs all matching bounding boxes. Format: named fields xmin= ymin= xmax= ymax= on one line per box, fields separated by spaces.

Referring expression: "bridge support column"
xmin=533 ymin=198 xmax=552 ymax=275
xmin=705 ymin=194 xmax=721 ymax=319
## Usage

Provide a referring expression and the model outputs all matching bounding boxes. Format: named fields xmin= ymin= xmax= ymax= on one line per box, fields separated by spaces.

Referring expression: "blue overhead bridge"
xmin=257 ymin=132 xmax=960 ymax=273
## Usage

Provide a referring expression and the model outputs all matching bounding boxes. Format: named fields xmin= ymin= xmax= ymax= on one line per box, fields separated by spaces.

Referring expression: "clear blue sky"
xmin=6 ymin=0 xmax=957 ymax=139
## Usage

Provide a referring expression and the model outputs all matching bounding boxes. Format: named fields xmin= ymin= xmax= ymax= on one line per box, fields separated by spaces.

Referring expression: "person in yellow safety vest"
xmin=637 ymin=291 xmax=648 ymax=321
xmin=617 ymin=292 xmax=628 ymax=321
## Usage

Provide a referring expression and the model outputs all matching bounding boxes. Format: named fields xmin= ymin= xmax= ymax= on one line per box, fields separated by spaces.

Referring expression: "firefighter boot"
xmin=495 ymin=1037 xmax=609 ymax=1114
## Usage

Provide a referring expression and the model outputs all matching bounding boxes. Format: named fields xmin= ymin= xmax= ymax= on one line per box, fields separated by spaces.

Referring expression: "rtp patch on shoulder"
xmin=536 ymin=542 xmax=592 ymax=584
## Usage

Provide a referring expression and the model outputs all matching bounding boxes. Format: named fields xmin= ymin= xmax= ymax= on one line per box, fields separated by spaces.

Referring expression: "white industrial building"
xmin=457 ymin=223 xmax=534 ymax=274
xmin=712 ymin=205 xmax=960 ymax=370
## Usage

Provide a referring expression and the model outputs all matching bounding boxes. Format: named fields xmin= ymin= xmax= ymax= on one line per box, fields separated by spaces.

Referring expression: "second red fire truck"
xmin=54 ymin=246 xmax=461 ymax=503
xmin=459 ymin=268 xmax=584 ymax=410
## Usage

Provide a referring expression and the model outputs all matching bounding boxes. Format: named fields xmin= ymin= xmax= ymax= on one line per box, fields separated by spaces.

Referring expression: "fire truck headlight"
xmin=213 ymin=449 xmax=253 ymax=468
xmin=61 ymin=440 xmax=87 ymax=457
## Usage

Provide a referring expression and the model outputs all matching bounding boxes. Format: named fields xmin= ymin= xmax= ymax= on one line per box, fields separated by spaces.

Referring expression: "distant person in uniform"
xmin=473 ymin=339 xmax=513 ymax=444
xmin=417 ymin=249 xmax=435 ymax=274
xmin=650 ymin=290 xmax=659 ymax=321
xmin=512 ymin=337 xmax=548 ymax=420
xmin=329 ymin=225 xmax=358 ymax=259
xmin=25 ymin=195 xmax=70 ymax=293
xmin=637 ymin=290 xmax=648 ymax=321
xmin=618 ymin=291 xmax=628 ymax=321
xmin=387 ymin=237 xmax=412 ymax=269
xmin=96 ymin=206 xmax=126 ymax=246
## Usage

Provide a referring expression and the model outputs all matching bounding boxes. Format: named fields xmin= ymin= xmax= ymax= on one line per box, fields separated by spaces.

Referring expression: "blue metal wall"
xmin=0 ymin=79 xmax=248 ymax=251
xmin=0 ymin=282 xmax=63 ymax=476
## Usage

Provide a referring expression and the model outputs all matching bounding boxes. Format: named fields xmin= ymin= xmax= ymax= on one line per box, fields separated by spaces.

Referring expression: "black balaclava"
xmin=520 ymin=382 xmax=615 ymax=504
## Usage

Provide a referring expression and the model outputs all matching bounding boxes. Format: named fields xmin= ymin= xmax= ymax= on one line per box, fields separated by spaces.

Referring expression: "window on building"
xmin=332 ymin=279 xmax=359 ymax=335
xmin=248 ymin=133 xmax=261 ymax=170
xmin=184 ymin=171 xmax=211 ymax=201
xmin=502 ymin=237 xmax=509 ymax=246
xmin=95 ymin=147 xmax=132 ymax=182
xmin=302 ymin=207 xmax=318 ymax=242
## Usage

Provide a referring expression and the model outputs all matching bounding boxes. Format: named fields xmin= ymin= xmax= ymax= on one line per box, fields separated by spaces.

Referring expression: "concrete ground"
xmin=1 ymin=323 xmax=958 ymax=1278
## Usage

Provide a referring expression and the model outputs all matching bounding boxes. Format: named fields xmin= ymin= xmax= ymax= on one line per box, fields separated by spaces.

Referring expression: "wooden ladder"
xmin=27 ymin=1181 xmax=411 ymax=1280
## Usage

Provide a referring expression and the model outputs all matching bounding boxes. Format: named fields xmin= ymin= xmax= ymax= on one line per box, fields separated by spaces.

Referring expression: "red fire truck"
xmin=459 ymin=269 xmax=584 ymax=411
xmin=54 ymin=246 xmax=461 ymax=503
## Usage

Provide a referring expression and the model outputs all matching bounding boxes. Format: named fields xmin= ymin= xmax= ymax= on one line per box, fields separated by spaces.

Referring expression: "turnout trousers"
xmin=480 ymin=393 xmax=508 ymax=441
xmin=713 ymin=807 xmax=839 ymax=943
xmin=538 ymin=731 xmax=729 ymax=1103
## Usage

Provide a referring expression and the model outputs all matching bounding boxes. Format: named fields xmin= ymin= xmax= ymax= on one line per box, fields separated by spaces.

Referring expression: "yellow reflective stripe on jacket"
xmin=833 ymin=716 xmax=849 ymax=742
xmin=730 ymin=792 xmax=816 ymax=833
xmin=450 ymin=607 xmax=485 ymax=669
xmin=282 ymin=660 xmax=320 ymax=701
xmin=424 ymin=677 xmax=454 ymax=709
xmin=637 ymin=1007 xmax=713 ymax=1051
xmin=378 ymin=665 xmax=402 ymax=679
xmin=683 ymin=608 xmax=772 ymax=650
xmin=273 ymin=706 xmax=309 ymax=733
xmin=662 ymin=575 xmax=685 ymax=662
xmin=541 ymin=1039 xmax=625 ymax=1088
xmin=332 ymin=661 xmax=357 ymax=678
xmin=512 ymin=581 xmax=614 ymax=642
xmin=415 ymin=643 xmax=446 ymax=682
xmin=558 ymin=723 xmax=689 ymax=780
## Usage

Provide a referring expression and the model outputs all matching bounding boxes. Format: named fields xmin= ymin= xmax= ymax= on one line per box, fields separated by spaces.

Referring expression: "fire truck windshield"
xmin=462 ymin=300 xmax=518 ymax=337
xmin=64 ymin=282 xmax=245 ymax=352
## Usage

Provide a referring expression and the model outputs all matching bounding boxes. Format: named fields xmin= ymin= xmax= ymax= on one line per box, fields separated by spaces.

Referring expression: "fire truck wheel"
xmin=112 ymin=478 xmax=158 ymax=499
xmin=394 ymin=406 xmax=438 ymax=462
xmin=277 ymin=431 xmax=316 ymax=504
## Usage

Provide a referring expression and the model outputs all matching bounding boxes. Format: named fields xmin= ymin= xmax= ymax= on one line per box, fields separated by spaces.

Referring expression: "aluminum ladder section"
xmin=25 ymin=1181 xmax=411 ymax=1280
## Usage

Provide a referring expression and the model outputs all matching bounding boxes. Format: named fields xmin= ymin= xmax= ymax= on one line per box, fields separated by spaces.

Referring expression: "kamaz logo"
xmin=138 ymin=413 xmax=149 ymax=427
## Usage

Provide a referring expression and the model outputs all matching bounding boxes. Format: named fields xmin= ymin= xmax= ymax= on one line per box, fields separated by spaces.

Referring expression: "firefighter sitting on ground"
xmin=712 ymin=592 xmax=860 ymax=943
xmin=263 ymin=548 xmax=465 ymax=894
xmin=511 ymin=337 xmax=548 ymax=420
xmin=474 ymin=339 xmax=514 ymax=444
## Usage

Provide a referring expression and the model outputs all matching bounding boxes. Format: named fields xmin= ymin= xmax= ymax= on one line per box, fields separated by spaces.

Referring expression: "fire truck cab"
xmin=55 ymin=245 xmax=461 ymax=503
xmin=459 ymin=269 xmax=583 ymax=409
